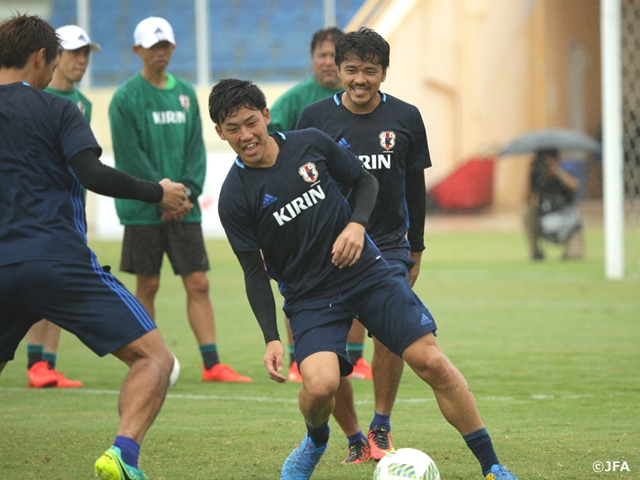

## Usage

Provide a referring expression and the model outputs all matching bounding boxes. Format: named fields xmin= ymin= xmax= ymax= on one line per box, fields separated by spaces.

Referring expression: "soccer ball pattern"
xmin=373 ymin=448 xmax=440 ymax=480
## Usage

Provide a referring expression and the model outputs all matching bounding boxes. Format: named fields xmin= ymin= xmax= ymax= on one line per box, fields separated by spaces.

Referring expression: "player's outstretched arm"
xmin=69 ymin=149 xmax=187 ymax=208
xmin=157 ymin=178 xmax=189 ymax=212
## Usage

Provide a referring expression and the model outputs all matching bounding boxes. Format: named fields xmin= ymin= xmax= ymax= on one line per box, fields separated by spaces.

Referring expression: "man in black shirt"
xmin=0 ymin=14 xmax=187 ymax=479
xmin=211 ymin=78 xmax=519 ymax=480
xmin=298 ymin=26 xmax=430 ymax=463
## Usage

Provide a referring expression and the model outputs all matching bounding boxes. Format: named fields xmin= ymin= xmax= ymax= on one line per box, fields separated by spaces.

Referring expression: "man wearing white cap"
xmin=109 ymin=17 xmax=252 ymax=386
xmin=45 ymin=25 xmax=100 ymax=120
xmin=24 ymin=25 xmax=101 ymax=390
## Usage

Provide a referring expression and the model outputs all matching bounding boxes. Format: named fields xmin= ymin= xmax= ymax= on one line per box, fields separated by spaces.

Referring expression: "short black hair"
xmin=0 ymin=14 xmax=58 ymax=69
xmin=335 ymin=27 xmax=390 ymax=71
xmin=208 ymin=78 xmax=267 ymax=126
xmin=310 ymin=27 xmax=344 ymax=55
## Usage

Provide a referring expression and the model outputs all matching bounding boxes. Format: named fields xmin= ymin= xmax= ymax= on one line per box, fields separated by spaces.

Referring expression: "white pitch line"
xmin=0 ymin=386 xmax=601 ymax=404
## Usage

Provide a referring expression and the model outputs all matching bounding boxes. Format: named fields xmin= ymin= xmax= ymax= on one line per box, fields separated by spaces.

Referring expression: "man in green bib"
xmin=109 ymin=17 xmax=251 ymax=383
xmin=44 ymin=24 xmax=99 ymax=121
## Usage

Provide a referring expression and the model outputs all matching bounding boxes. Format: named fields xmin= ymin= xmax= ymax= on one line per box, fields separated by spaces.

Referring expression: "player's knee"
xmin=412 ymin=352 xmax=458 ymax=388
xmin=138 ymin=277 xmax=160 ymax=297
xmin=184 ymin=272 xmax=209 ymax=296
xmin=302 ymin=377 xmax=338 ymax=403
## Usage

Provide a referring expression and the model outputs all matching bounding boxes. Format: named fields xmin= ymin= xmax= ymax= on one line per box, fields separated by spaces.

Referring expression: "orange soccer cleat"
xmin=349 ymin=358 xmax=373 ymax=380
xmin=288 ymin=361 xmax=302 ymax=382
xmin=27 ymin=361 xmax=58 ymax=388
xmin=50 ymin=369 xmax=83 ymax=388
xmin=202 ymin=363 xmax=252 ymax=383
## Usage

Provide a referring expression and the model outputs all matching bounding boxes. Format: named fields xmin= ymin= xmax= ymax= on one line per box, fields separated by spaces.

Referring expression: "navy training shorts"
xmin=285 ymin=258 xmax=437 ymax=376
xmin=0 ymin=257 xmax=156 ymax=363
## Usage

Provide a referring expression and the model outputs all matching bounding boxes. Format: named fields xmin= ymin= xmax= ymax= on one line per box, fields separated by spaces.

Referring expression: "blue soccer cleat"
xmin=485 ymin=464 xmax=519 ymax=480
xmin=280 ymin=433 xmax=327 ymax=480
xmin=95 ymin=446 xmax=147 ymax=480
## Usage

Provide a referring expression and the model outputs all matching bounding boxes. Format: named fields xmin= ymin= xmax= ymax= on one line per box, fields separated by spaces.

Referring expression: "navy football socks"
xmin=370 ymin=411 xmax=391 ymax=432
xmin=463 ymin=427 xmax=500 ymax=476
xmin=306 ymin=422 xmax=330 ymax=447
xmin=114 ymin=435 xmax=141 ymax=468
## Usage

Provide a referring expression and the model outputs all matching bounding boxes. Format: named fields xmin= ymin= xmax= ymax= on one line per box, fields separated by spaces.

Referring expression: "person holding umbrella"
xmin=523 ymin=148 xmax=583 ymax=260
xmin=499 ymin=129 xmax=598 ymax=261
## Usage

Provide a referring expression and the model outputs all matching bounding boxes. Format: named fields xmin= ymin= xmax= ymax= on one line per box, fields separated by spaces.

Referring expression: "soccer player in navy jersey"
xmin=210 ymin=78 xmax=519 ymax=480
xmin=0 ymin=15 xmax=188 ymax=479
xmin=296 ymin=27 xmax=430 ymax=463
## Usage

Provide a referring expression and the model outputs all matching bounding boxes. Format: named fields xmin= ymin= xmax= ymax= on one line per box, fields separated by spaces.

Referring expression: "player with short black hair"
xmin=0 ymin=14 xmax=187 ymax=479
xmin=26 ymin=24 xmax=102 ymax=390
xmin=210 ymin=77 xmax=519 ymax=480
xmin=297 ymin=25 xmax=430 ymax=464
xmin=334 ymin=26 xmax=390 ymax=71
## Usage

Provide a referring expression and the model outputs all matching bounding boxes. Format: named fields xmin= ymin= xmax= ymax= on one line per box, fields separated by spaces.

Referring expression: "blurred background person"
xmin=523 ymin=149 xmax=583 ymax=260
xmin=268 ymin=26 xmax=344 ymax=133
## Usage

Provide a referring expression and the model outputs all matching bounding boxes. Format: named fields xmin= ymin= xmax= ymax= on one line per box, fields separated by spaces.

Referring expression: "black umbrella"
xmin=499 ymin=129 xmax=600 ymax=156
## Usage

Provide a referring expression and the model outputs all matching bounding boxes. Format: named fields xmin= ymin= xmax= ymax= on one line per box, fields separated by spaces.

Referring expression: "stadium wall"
xmin=347 ymin=0 xmax=601 ymax=207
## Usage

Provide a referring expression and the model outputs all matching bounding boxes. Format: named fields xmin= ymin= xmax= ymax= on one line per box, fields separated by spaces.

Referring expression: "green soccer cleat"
xmin=95 ymin=446 xmax=147 ymax=480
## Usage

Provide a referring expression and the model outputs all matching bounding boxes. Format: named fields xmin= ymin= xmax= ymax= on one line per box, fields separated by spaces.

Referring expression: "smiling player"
xmin=210 ymin=78 xmax=519 ymax=480
xmin=296 ymin=26 xmax=431 ymax=464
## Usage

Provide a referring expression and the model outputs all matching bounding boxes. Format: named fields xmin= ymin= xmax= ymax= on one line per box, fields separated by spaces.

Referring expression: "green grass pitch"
xmin=1 ymin=230 xmax=638 ymax=479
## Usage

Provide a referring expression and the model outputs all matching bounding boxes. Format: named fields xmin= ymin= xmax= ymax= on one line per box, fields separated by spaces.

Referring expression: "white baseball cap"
xmin=134 ymin=17 xmax=176 ymax=48
xmin=56 ymin=25 xmax=101 ymax=51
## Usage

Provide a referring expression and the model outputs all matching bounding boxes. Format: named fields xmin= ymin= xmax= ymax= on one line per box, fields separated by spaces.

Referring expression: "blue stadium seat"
xmin=48 ymin=0 xmax=367 ymax=85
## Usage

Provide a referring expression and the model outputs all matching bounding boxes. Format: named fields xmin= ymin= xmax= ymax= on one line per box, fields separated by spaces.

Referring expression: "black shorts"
xmin=285 ymin=259 xmax=437 ymax=376
xmin=0 ymin=258 xmax=155 ymax=363
xmin=120 ymin=223 xmax=209 ymax=275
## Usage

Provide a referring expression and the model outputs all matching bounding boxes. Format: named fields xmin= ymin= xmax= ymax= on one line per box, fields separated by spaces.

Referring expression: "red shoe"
xmin=368 ymin=426 xmax=395 ymax=461
xmin=342 ymin=438 xmax=371 ymax=464
xmin=27 ymin=361 xmax=58 ymax=388
xmin=50 ymin=369 xmax=83 ymax=388
xmin=349 ymin=358 xmax=373 ymax=380
xmin=202 ymin=363 xmax=252 ymax=383
xmin=288 ymin=361 xmax=302 ymax=382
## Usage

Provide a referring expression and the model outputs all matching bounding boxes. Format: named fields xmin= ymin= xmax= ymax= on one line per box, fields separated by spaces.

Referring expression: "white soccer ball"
xmin=169 ymin=354 xmax=180 ymax=389
xmin=373 ymin=448 xmax=440 ymax=480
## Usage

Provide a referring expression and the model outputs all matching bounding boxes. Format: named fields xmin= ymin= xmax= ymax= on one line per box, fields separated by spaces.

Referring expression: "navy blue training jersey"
xmin=0 ymin=83 xmax=101 ymax=266
xmin=218 ymin=129 xmax=382 ymax=305
xmin=297 ymin=92 xmax=431 ymax=252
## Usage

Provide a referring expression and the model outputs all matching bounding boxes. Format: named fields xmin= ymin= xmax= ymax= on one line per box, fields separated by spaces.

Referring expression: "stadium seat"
xmin=48 ymin=0 xmax=368 ymax=85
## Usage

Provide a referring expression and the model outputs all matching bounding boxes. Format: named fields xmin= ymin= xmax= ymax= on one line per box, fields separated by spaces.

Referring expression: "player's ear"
xmin=263 ymin=107 xmax=271 ymax=126
xmin=215 ymin=124 xmax=226 ymax=141
xmin=32 ymin=48 xmax=47 ymax=68
xmin=381 ymin=68 xmax=387 ymax=83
